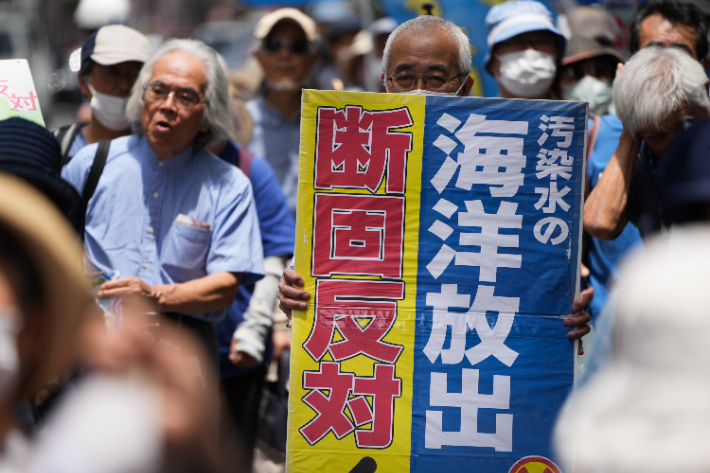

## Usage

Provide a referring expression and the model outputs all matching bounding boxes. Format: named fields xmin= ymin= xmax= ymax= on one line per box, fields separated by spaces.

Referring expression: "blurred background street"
xmin=0 ymin=0 xmax=642 ymax=129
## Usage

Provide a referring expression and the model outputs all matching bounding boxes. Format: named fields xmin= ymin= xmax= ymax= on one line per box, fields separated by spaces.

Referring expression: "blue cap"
xmin=483 ymin=0 xmax=566 ymax=73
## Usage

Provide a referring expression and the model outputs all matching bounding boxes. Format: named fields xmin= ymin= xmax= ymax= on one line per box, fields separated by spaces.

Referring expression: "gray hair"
xmin=382 ymin=16 xmax=472 ymax=76
xmin=613 ymin=46 xmax=710 ymax=136
xmin=126 ymin=38 xmax=233 ymax=151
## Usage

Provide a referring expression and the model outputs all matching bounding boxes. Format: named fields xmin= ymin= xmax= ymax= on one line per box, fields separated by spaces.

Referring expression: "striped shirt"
xmin=62 ymin=135 xmax=264 ymax=322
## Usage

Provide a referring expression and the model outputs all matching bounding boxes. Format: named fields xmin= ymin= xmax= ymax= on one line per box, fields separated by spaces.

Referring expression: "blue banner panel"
xmin=411 ymin=96 xmax=587 ymax=472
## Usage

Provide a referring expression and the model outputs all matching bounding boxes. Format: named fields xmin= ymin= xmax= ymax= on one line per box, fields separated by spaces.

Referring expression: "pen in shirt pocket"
xmin=176 ymin=213 xmax=213 ymax=230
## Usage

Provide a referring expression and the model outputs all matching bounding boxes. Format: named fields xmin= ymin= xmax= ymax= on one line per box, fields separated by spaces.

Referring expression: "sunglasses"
xmin=264 ymin=36 xmax=309 ymax=54
xmin=561 ymin=57 xmax=618 ymax=82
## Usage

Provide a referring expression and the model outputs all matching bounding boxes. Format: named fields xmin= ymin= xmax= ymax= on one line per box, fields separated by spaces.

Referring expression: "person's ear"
xmin=381 ymin=72 xmax=387 ymax=91
xmin=252 ymin=48 xmax=265 ymax=67
xmin=460 ymin=75 xmax=474 ymax=96
xmin=77 ymin=73 xmax=92 ymax=100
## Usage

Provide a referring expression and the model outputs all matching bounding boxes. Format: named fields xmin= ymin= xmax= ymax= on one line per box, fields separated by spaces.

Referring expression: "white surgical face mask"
xmin=563 ymin=75 xmax=613 ymax=116
xmin=0 ymin=307 xmax=21 ymax=402
xmin=88 ymin=85 xmax=130 ymax=131
xmin=496 ymin=49 xmax=556 ymax=99
xmin=401 ymin=89 xmax=458 ymax=97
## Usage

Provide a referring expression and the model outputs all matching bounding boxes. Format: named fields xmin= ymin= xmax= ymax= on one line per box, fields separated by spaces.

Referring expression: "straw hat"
xmin=0 ymin=174 xmax=94 ymax=393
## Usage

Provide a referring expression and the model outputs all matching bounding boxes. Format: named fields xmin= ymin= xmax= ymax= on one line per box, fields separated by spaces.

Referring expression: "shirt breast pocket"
xmin=161 ymin=223 xmax=212 ymax=281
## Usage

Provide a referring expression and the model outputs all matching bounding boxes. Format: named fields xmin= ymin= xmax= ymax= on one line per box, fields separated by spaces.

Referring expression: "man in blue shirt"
xmin=212 ymin=139 xmax=295 ymax=471
xmin=62 ymin=39 xmax=264 ymax=369
xmin=247 ymin=8 xmax=319 ymax=217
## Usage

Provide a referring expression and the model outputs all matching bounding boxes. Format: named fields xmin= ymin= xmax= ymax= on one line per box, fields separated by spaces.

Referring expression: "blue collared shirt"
xmin=62 ymin=135 xmax=265 ymax=322
xmin=67 ymin=126 xmax=88 ymax=159
xmin=245 ymin=96 xmax=301 ymax=217
xmin=213 ymin=141 xmax=295 ymax=378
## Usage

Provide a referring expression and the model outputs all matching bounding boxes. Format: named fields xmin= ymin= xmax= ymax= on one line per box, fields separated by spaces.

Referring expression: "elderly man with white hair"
xmin=584 ymin=46 xmax=710 ymax=239
xmin=62 ymin=39 xmax=264 ymax=367
xmin=380 ymin=15 xmax=474 ymax=96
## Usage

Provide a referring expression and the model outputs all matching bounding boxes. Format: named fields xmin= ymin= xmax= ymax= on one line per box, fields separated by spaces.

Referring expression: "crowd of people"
xmin=1 ymin=0 xmax=709 ymax=471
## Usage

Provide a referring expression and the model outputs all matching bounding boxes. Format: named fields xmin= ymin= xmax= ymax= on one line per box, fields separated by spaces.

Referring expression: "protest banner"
xmin=0 ymin=59 xmax=44 ymax=125
xmin=288 ymin=90 xmax=587 ymax=473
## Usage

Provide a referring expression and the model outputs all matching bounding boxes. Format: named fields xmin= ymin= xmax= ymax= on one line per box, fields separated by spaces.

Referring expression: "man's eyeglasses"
xmin=263 ymin=36 xmax=309 ymax=55
xmin=143 ymin=83 xmax=207 ymax=111
xmin=387 ymin=73 xmax=464 ymax=93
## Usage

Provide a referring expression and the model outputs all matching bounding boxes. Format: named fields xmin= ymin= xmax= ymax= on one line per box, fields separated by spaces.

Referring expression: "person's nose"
xmin=117 ymin=76 xmax=134 ymax=97
xmin=277 ymin=44 xmax=292 ymax=58
xmin=158 ymin=91 xmax=178 ymax=112
xmin=413 ymin=77 xmax=427 ymax=90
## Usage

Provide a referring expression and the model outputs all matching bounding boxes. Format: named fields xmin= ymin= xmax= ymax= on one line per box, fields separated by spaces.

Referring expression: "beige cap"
xmin=567 ymin=6 xmax=619 ymax=46
xmin=0 ymin=173 xmax=94 ymax=393
xmin=253 ymin=8 xmax=318 ymax=43
xmin=562 ymin=36 xmax=624 ymax=67
xmin=85 ymin=24 xmax=152 ymax=66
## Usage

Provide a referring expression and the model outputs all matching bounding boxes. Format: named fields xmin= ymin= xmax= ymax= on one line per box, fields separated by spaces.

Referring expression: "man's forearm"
xmin=153 ymin=272 xmax=241 ymax=314
xmin=233 ymin=255 xmax=289 ymax=362
xmin=583 ymin=129 xmax=640 ymax=240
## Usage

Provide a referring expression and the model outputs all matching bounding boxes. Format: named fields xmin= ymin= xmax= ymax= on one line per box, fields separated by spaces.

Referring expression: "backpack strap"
xmin=82 ymin=140 xmax=110 ymax=216
xmin=237 ymin=145 xmax=253 ymax=179
xmin=53 ymin=123 xmax=82 ymax=165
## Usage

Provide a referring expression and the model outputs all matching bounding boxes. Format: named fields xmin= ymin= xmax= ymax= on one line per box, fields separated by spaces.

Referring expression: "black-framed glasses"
xmin=387 ymin=73 xmax=464 ymax=93
xmin=264 ymin=36 xmax=309 ymax=54
xmin=143 ymin=82 xmax=207 ymax=111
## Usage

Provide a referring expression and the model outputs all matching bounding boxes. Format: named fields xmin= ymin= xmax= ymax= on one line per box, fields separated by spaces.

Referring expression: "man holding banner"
xmin=279 ymin=13 xmax=593 ymax=348
xmin=278 ymin=12 xmax=592 ymax=473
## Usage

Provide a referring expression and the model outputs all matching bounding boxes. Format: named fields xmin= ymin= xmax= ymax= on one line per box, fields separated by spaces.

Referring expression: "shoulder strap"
xmin=54 ymin=123 xmax=82 ymax=165
xmin=237 ymin=145 xmax=253 ymax=179
xmin=82 ymin=140 xmax=110 ymax=214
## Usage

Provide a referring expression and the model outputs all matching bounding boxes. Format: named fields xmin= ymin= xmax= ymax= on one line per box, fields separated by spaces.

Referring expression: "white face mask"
xmin=88 ymin=85 xmax=130 ymax=131
xmin=496 ymin=49 xmax=557 ymax=99
xmin=563 ymin=75 xmax=613 ymax=116
xmin=400 ymin=89 xmax=459 ymax=97
xmin=0 ymin=307 xmax=21 ymax=402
